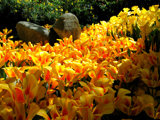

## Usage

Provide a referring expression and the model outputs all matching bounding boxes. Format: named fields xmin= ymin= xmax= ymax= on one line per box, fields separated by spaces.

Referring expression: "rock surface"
xmin=16 ymin=21 xmax=49 ymax=44
xmin=16 ymin=13 xmax=81 ymax=45
xmin=49 ymin=13 xmax=81 ymax=44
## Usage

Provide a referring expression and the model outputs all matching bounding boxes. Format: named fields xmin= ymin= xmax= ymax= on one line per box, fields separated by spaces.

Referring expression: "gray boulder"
xmin=16 ymin=21 xmax=49 ymax=44
xmin=49 ymin=13 xmax=81 ymax=45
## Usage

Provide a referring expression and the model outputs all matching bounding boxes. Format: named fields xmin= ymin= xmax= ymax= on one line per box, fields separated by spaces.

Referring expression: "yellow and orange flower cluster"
xmin=0 ymin=5 xmax=160 ymax=120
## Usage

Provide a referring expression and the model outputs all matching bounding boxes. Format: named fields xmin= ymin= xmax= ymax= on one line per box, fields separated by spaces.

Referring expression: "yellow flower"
xmin=131 ymin=6 xmax=141 ymax=15
xmin=30 ymin=51 xmax=52 ymax=66
xmin=149 ymin=5 xmax=159 ymax=12
xmin=27 ymin=18 xmax=30 ymax=22
xmin=90 ymin=6 xmax=93 ymax=10
xmin=115 ymin=88 xmax=132 ymax=115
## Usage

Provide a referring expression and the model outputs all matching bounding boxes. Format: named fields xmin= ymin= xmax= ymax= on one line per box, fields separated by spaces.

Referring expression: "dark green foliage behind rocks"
xmin=60 ymin=0 xmax=160 ymax=26
xmin=0 ymin=0 xmax=63 ymax=40
xmin=0 ymin=0 xmax=159 ymax=39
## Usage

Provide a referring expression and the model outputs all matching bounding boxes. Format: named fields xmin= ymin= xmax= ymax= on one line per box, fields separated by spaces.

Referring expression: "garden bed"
xmin=0 ymin=4 xmax=160 ymax=120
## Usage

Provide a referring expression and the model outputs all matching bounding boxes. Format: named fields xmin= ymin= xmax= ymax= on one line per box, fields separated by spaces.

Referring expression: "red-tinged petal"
xmin=29 ymin=91 xmax=34 ymax=99
xmin=93 ymin=102 xmax=114 ymax=115
xmin=88 ymin=70 xmax=96 ymax=78
xmin=79 ymin=81 xmax=91 ymax=92
xmin=50 ymin=79 xmax=58 ymax=89
xmin=55 ymin=115 xmax=68 ymax=120
xmin=144 ymin=106 xmax=155 ymax=118
xmin=80 ymin=94 xmax=94 ymax=108
xmin=0 ymin=83 xmax=12 ymax=98
xmin=5 ymin=77 xmax=17 ymax=84
xmin=131 ymin=106 xmax=143 ymax=116
xmin=25 ymin=86 xmax=30 ymax=95
xmin=14 ymin=102 xmax=26 ymax=120
xmin=103 ymin=53 xmax=109 ymax=58
xmin=45 ymin=70 xmax=50 ymax=81
xmin=92 ymin=87 xmax=104 ymax=96
xmin=140 ymin=95 xmax=155 ymax=118
xmin=95 ymin=93 xmax=114 ymax=104
xmin=62 ymin=107 xmax=68 ymax=116
xmin=4 ymin=67 xmax=16 ymax=77
xmin=8 ymin=115 xmax=14 ymax=120
xmin=157 ymin=104 xmax=160 ymax=113
xmin=0 ymin=106 xmax=14 ymax=120
xmin=48 ymin=105 xmax=60 ymax=119
xmin=4 ymin=54 xmax=10 ymax=62
xmin=33 ymin=69 xmax=42 ymax=80
xmin=96 ymin=68 xmax=105 ymax=79
xmin=0 ymin=83 xmax=11 ymax=91
xmin=23 ymin=74 xmax=38 ymax=100
xmin=36 ymin=85 xmax=46 ymax=101
xmin=79 ymin=107 xmax=94 ymax=120
xmin=15 ymin=87 xmax=25 ymax=103
xmin=37 ymin=109 xmax=51 ymax=120
xmin=66 ymin=74 xmax=71 ymax=82
xmin=115 ymin=89 xmax=131 ymax=115
xmin=75 ymin=69 xmax=81 ymax=73
xmin=17 ymin=114 xmax=24 ymax=120
xmin=155 ymin=104 xmax=160 ymax=119
xmin=0 ymin=59 xmax=5 ymax=68
xmin=26 ymin=103 xmax=40 ymax=120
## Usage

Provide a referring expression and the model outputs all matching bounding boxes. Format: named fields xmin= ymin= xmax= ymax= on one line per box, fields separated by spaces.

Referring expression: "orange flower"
xmin=60 ymin=67 xmax=76 ymax=83
xmin=78 ymin=107 xmax=94 ymax=120
xmin=8 ymin=84 xmax=26 ymax=120
xmin=53 ymin=97 xmax=78 ymax=120
xmin=93 ymin=91 xmax=115 ymax=119
xmin=140 ymin=67 xmax=160 ymax=87
xmin=131 ymin=94 xmax=154 ymax=117
xmin=23 ymin=73 xmax=39 ymax=100
xmin=115 ymin=88 xmax=132 ymax=115
xmin=0 ymin=106 xmax=14 ymax=120
xmin=29 ymin=51 xmax=52 ymax=66
xmin=80 ymin=94 xmax=94 ymax=108
xmin=48 ymin=105 xmax=60 ymax=119
xmin=14 ymin=87 xmax=25 ymax=103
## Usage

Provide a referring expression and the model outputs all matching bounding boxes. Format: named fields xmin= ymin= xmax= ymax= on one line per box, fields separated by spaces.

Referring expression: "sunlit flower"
xmin=29 ymin=51 xmax=52 ymax=66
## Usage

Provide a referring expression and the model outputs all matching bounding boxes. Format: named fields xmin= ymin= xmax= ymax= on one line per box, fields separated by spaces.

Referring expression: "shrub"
xmin=0 ymin=0 xmax=63 ymax=25
xmin=0 ymin=0 xmax=159 ymax=35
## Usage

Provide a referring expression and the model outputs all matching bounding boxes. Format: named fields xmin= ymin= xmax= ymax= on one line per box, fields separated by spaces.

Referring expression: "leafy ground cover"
xmin=0 ymin=4 xmax=160 ymax=120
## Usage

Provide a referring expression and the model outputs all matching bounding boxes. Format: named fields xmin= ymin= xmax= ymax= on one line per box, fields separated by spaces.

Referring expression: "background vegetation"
xmin=0 ymin=0 xmax=159 ymax=32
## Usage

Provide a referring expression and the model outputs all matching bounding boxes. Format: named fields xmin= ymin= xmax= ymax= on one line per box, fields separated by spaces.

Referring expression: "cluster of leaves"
xmin=0 ymin=5 xmax=160 ymax=120
xmin=60 ymin=0 xmax=160 ymax=26
xmin=0 ymin=0 xmax=63 ymax=26
xmin=1 ymin=0 xmax=159 ymax=32
xmin=59 ymin=0 xmax=97 ymax=25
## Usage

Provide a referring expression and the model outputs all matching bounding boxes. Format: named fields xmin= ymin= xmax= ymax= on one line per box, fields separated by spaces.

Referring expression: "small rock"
xmin=49 ymin=13 xmax=81 ymax=45
xmin=16 ymin=21 xmax=49 ymax=44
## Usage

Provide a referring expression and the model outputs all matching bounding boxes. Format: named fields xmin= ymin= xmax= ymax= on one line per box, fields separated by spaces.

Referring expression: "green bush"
xmin=0 ymin=0 xmax=63 ymax=25
xmin=60 ymin=0 xmax=98 ymax=25
xmin=0 ymin=0 xmax=159 ymax=32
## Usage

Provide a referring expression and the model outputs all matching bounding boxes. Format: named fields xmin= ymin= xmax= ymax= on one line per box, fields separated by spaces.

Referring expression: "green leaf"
xmin=127 ymin=49 xmax=131 ymax=57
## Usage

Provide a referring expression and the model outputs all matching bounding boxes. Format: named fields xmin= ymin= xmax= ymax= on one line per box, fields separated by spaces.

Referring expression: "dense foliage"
xmin=0 ymin=0 xmax=159 ymax=29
